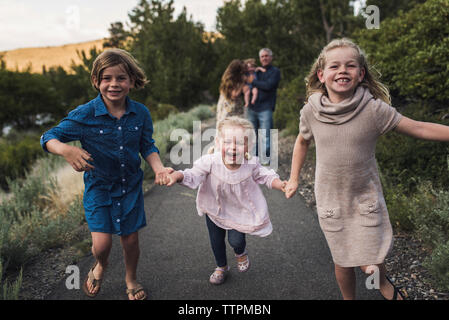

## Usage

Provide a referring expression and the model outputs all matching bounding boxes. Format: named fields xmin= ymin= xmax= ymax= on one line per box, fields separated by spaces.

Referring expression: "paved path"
xmin=47 ymin=169 xmax=381 ymax=300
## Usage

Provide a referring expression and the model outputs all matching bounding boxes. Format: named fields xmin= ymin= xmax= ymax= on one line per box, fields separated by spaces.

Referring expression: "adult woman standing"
xmin=216 ymin=60 xmax=247 ymax=122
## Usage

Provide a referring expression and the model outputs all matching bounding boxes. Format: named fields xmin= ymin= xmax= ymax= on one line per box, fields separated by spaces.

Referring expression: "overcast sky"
xmin=0 ymin=0 xmax=225 ymax=51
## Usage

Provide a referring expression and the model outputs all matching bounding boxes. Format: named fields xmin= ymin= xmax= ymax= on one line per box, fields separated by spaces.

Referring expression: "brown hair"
xmin=219 ymin=59 xmax=247 ymax=101
xmin=305 ymin=38 xmax=391 ymax=104
xmin=90 ymin=48 xmax=148 ymax=90
xmin=244 ymin=58 xmax=257 ymax=68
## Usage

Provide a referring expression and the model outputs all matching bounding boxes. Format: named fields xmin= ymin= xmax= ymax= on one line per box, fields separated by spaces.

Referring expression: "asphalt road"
xmin=46 ymin=171 xmax=381 ymax=300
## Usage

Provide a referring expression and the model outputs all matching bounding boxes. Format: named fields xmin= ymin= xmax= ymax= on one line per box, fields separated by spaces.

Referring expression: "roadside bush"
xmin=0 ymin=135 xmax=42 ymax=190
xmin=354 ymin=0 xmax=449 ymax=105
xmin=274 ymin=74 xmax=306 ymax=137
xmin=411 ymin=186 xmax=449 ymax=290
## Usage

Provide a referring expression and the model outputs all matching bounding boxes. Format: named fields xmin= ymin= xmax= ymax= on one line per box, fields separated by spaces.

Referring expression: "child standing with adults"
xmin=284 ymin=38 xmax=449 ymax=300
xmin=41 ymin=49 xmax=172 ymax=300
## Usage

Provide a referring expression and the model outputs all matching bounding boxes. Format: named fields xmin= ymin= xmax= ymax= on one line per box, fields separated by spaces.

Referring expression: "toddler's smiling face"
xmin=218 ymin=125 xmax=250 ymax=169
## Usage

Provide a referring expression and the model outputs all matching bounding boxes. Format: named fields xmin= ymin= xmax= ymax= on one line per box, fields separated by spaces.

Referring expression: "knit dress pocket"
xmin=317 ymin=207 xmax=343 ymax=232
xmin=358 ymin=200 xmax=382 ymax=227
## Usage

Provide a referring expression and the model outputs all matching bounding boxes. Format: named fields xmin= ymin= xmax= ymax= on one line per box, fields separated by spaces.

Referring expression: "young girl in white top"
xmin=167 ymin=116 xmax=286 ymax=284
xmin=285 ymin=38 xmax=449 ymax=300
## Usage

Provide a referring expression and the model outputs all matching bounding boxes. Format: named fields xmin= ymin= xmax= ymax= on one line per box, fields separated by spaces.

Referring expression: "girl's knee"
xmin=121 ymin=232 xmax=139 ymax=249
xmin=228 ymin=233 xmax=246 ymax=251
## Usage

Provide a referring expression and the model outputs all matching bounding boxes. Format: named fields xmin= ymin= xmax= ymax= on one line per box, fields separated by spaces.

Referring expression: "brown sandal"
xmin=82 ymin=261 xmax=103 ymax=298
xmin=126 ymin=284 xmax=147 ymax=300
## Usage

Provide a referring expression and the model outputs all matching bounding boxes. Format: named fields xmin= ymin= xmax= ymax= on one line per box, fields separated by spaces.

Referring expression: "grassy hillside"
xmin=0 ymin=39 xmax=104 ymax=74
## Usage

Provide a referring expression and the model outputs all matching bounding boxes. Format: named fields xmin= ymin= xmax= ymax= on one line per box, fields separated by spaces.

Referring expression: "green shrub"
xmin=354 ymin=0 xmax=449 ymax=104
xmin=0 ymin=135 xmax=43 ymax=190
xmin=274 ymin=74 xmax=306 ymax=136
xmin=409 ymin=187 xmax=449 ymax=290
xmin=150 ymin=103 xmax=179 ymax=122
xmin=424 ymin=240 xmax=449 ymax=291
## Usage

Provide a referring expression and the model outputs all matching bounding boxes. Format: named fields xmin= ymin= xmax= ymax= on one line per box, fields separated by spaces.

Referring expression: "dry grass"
xmin=0 ymin=39 xmax=104 ymax=74
xmin=43 ymin=164 xmax=84 ymax=217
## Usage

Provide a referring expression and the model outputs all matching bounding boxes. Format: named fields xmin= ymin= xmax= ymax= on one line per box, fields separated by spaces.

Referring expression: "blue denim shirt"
xmin=40 ymin=94 xmax=159 ymax=235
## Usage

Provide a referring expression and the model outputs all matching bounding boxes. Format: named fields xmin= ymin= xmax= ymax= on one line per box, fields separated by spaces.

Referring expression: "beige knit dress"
xmin=216 ymin=93 xmax=245 ymax=123
xmin=299 ymin=86 xmax=403 ymax=267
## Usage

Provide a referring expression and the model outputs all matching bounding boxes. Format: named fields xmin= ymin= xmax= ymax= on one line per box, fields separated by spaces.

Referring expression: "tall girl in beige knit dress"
xmin=285 ymin=38 xmax=449 ymax=300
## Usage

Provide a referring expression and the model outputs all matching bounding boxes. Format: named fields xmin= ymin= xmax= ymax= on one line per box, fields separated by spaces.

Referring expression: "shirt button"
xmin=121 ymin=164 xmax=125 ymax=167
xmin=122 ymin=190 xmax=126 ymax=194
xmin=135 ymin=126 xmax=138 ymax=130
xmin=120 ymin=146 xmax=123 ymax=150
xmin=122 ymin=178 xmax=126 ymax=182
xmin=117 ymin=202 xmax=121 ymax=206
xmin=116 ymin=219 xmax=120 ymax=223
xmin=118 ymin=126 xmax=122 ymax=130
xmin=99 ymin=130 xmax=104 ymax=134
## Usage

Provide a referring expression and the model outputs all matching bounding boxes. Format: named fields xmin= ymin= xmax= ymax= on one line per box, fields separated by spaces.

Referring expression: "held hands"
xmin=272 ymin=178 xmax=288 ymax=192
xmin=166 ymin=171 xmax=184 ymax=187
xmin=284 ymin=179 xmax=299 ymax=199
xmin=154 ymin=167 xmax=175 ymax=186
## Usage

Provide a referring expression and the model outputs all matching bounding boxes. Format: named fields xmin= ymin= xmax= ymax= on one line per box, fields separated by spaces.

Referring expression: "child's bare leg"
xmin=88 ymin=232 xmax=112 ymax=294
xmin=360 ymin=263 xmax=403 ymax=300
xmin=243 ymin=85 xmax=250 ymax=107
xmin=121 ymin=231 xmax=145 ymax=300
xmin=334 ymin=264 xmax=356 ymax=300
xmin=251 ymin=87 xmax=258 ymax=105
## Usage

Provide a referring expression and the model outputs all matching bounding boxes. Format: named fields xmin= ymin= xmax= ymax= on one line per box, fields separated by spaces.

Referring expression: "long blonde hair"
xmin=305 ymin=38 xmax=390 ymax=104
xmin=219 ymin=60 xmax=247 ymax=101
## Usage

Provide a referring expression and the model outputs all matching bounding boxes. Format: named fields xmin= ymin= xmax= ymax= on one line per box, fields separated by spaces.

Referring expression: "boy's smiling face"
xmin=317 ymin=46 xmax=365 ymax=103
xmin=96 ymin=64 xmax=134 ymax=107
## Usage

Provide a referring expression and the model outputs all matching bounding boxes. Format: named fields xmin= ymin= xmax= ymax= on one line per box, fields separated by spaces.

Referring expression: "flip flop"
xmin=126 ymin=284 xmax=147 ymax=300
xmin=82 ymin=261 xmax=103 ymax=298
xmin=383 ymin=276 xmax=406 ymax=300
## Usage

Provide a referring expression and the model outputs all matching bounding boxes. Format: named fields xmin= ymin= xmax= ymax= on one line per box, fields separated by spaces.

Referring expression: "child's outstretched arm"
xmin=395 ymin=116 xmax=449 ymax=141
xmin=285 ymin=134 xmax=310 ymax=199
xmin=46 ymin=139 xmax=95 ymax=172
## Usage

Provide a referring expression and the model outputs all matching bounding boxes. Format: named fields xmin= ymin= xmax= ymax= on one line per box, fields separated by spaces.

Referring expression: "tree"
xmin=103 ymin=21 xmax=129 ymax=49
xmin=127 ymin=0 xmax=216 ymax=110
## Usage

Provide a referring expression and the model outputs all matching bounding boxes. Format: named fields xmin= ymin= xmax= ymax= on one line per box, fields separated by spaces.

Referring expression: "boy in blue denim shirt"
xmin=41 ymin=48 xmax=172 ymax=300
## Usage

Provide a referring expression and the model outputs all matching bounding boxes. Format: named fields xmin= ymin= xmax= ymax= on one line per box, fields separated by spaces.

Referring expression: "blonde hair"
xmin=209 ymin=117 xmax=256 ymax=157
xmin=305 ymin=38 xmax=390 ymax=104
xmin=91 ymin=48 xmax=148 ymax=90
xmin=219 ymin=59 xmax=247 ymax=101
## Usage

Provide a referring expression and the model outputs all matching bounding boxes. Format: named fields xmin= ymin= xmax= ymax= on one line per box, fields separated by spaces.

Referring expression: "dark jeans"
xmin=205 ymin=214 xmax=246 ymax=267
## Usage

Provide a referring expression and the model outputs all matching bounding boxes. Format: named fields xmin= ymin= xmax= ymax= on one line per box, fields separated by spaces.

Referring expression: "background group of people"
xmin=216 ymin=48 xmax=281 ymax=165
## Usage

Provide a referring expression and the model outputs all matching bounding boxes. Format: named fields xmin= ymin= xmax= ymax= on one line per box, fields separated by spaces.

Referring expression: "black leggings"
xmin=205 ymin=214 xmax=246 ymax=267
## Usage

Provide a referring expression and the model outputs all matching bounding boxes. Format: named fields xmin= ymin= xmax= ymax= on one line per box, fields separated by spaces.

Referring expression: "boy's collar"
xmin=93 ymin=94 xmax=137 ymax=117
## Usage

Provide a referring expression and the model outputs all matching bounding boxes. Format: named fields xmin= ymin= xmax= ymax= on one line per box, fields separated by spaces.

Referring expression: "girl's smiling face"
xmin=97 ymin=64 xmax=134 ymax=107
xmin=219 ymin=125 xmax=249 ymax=168
xmin=317 ymin=46 xmax=365 ymax=103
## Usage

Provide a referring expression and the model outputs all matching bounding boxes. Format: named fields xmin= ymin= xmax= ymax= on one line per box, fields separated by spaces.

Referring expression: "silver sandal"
xmin=209 ymin=266 xmax=230 ymax=285
xmin=235 ymin=251 xmax=250 ymax=272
